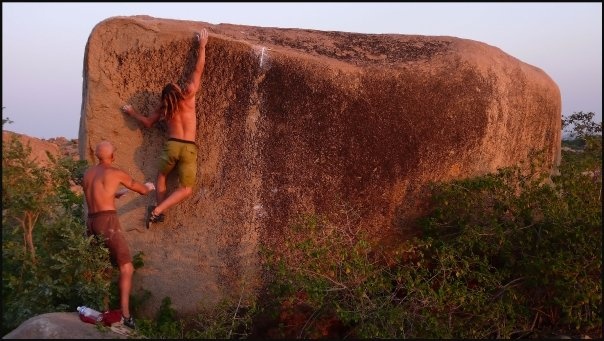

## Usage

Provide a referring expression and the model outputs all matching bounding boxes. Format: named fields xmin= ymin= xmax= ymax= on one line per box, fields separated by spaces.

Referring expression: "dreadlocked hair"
xmin=160 ymin=83 xmax=185 ymax=120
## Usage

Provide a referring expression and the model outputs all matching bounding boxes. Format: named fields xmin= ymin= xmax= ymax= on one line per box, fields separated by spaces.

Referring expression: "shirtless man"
xmin=82 ymin=140 xmax=155 ymax=329
xmin=121 ymin=28 xmax=209 ymax=227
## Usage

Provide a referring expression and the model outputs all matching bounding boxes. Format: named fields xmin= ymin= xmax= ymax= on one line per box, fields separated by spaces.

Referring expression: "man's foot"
xmin=121 ymin=315 xmax=136 ymax=329
xmin=146 ymin=205 xmax=165 ymax=229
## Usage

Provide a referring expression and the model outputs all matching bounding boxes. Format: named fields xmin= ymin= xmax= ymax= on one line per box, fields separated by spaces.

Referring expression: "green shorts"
xmin=158 ymin=138 xmax=198 ymax=187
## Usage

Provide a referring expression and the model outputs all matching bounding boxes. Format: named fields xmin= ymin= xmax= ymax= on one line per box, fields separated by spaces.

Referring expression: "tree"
xmin=562 ymin=111 xmax=602 ymax=140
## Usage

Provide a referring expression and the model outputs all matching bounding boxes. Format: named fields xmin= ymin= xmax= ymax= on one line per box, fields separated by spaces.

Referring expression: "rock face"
xmin=79 ymin=15 xmax=561 ymax=317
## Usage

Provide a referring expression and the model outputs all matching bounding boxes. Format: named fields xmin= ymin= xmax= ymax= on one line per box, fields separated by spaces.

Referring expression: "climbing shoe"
xmin=146 ymin=206 xmax=165 ymax=229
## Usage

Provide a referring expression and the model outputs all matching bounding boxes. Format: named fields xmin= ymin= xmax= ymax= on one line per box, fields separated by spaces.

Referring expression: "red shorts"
xmin=86 ymin=210 xmax=132 ymax=266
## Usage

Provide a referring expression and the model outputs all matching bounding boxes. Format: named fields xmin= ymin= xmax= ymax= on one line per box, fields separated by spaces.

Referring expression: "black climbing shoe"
xmin=146 ymin=206 xmax=165 ymax=229
xmin=122 ymin=315 xmax=136 ymax=329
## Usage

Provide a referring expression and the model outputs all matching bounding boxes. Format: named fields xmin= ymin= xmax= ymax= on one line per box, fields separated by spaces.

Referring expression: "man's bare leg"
xmin=153 ymin=187 xmax=193 ymax=216
xmin=155 ymin=173 xmax=168 ymax=205
xmin=119 ymin=262 xmax=134 ymax=318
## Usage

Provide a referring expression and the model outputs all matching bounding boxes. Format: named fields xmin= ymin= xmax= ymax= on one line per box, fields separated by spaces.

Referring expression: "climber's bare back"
xmin=167 ymin=92 xmax=197 ymax=142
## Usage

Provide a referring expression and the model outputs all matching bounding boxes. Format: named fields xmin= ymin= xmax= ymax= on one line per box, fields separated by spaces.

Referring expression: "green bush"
xmin=413 ymin=158 xmax=601 ymax=338
xmin=258 ymin=112 xmax=601 ymax=338
xmin=134 ymin=296 xmax=256 ymax=339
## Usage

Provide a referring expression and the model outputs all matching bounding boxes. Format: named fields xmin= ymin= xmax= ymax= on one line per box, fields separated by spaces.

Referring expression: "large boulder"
xmin=79 ymin=15 xmax=561 ymax=317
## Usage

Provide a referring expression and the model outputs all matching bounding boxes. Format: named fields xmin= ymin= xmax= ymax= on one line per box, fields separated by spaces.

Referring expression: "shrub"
xmin=257 ymin=113 xmax=601 ymax=338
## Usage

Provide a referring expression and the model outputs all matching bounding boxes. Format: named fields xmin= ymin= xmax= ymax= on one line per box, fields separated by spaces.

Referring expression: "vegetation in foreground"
xmin=1 ymin=112 xmax=601 ymax=338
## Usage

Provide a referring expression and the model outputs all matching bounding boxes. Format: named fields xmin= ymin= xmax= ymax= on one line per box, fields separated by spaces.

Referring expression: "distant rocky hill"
xmin=2 ymin=130 xmax=79 ymax=164
xmin=45 ymin=136 xmax=80 ymax=160
xmin=3 ymin=131 xmax=82 ymax=195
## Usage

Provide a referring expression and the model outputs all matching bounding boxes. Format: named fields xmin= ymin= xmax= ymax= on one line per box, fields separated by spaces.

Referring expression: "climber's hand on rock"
xmin=121 ymin=104 xmax=132 ymax=114
xmin=197 ymin=29 xmax=208 ymax=48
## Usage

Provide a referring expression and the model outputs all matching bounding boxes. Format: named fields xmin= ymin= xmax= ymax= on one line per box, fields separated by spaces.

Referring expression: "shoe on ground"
xmin=121 ymin=315 xmax=136 ymax=329
xmin=146 ymin=205 xmax=165 ymax=229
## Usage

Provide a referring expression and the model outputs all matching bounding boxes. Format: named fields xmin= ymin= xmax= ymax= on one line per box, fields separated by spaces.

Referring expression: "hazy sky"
xmin=2 ymin=2 xmax=602 ymax=139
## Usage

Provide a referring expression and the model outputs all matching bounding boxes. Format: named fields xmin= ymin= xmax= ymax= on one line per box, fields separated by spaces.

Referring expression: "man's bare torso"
xmin=167 ymin=95 xmax=197 ymax=142
xmin=83 ymin=165 xmax=120 ymax=213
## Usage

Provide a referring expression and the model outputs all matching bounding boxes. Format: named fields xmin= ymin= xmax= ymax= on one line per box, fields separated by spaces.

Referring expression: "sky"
xmin=2 ymin=2 xmax=602 ymax=139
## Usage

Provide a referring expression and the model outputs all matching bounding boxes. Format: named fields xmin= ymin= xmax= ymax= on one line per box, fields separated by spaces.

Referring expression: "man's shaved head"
xmin=95 ymin=140 xmax=115 ymax=161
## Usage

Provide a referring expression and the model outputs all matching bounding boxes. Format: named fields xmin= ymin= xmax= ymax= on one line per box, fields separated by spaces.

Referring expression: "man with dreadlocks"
xmin=121 ymin=28 xmax=209 ymax=228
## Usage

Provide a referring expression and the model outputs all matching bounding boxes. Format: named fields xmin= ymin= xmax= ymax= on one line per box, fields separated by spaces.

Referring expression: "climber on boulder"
xmin=122 ymin=28 xmax=209 ymax=228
